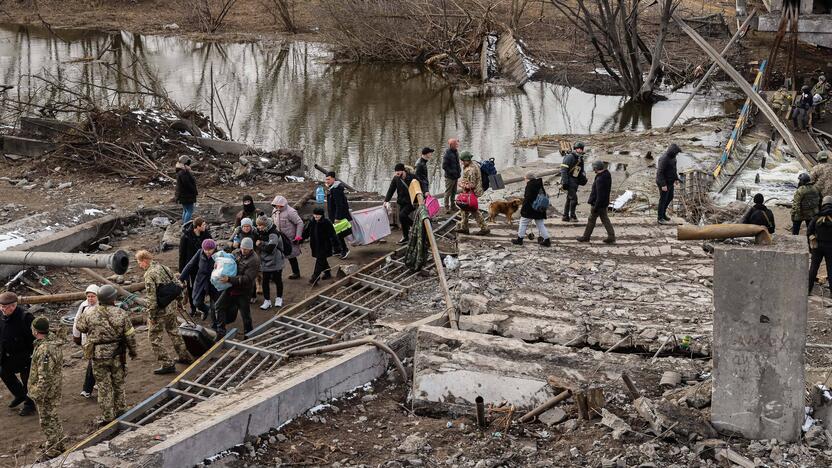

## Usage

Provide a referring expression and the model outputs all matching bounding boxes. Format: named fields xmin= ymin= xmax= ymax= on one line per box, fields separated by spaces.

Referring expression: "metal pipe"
xmin=677 ymin=224 xmax=772 ymax=245
xmin=518 ymin=390 xmax=572 ymax=423
xmin=0 ymin=250 xmax=130 ymax=275
xmin=476 ymin=396 xmax=486 ymax=428
xmin=287 ymin=338 xmax=408 ymax=383
xmin=19 ymin=283 xmax=144 ymax=304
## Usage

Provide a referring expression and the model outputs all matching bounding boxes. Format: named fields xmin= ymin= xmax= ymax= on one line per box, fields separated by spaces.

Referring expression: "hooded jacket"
xmin=520 ymin=177 xmax=547 ymax=220
xmin=741 ymin=203 xmax=775 ymax=234
xmin=656 ymin=144 xmax=681 ymax=187
xmin=271 ymin=195 xmax=304 ymax=259
xmin=257 ymin=219 xmax=285 ymax=273
xmin=179 ymin=221 xmax=212 ymax=275
xmin=326 ymin=181 xmax=352 ymax=221
xmin=175 ymin=165 xmax=198 ymax=204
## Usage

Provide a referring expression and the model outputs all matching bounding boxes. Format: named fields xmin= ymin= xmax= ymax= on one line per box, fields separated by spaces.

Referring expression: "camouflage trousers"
xmin=92 ymin=357 xmax=126 ymax=421
xmin=34 ymin=397 xmax=65 ymax=457
xmin=148 ymin=312 xmax=190 ymax=367
xmin=460 ymin=210 xmax=487 ymax=231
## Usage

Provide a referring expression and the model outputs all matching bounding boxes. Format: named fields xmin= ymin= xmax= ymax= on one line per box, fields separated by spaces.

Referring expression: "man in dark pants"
xmin=0 ymin=292 xmax=35 ymax=416
xmin=442 ymin=139 xmax=461 ymax=213
xmin=656 ymin=143 xmax=681 ymax=224
xmin=808 ymin=196 xmax=832 ymax=293
xmin=216 ymin=237 xmax=260 ymax=337
xmin=384 ymin=163 xmax=417 ymax=244
xmin=325 ymin=171 xmax=352 ymax=260
xmin=179 ymin=217 xmax=211 ymax=316
xmin=415 ymin=147 xmax=434 ymax=195
xmin=576 ymin=160 xmax=616 ymax=244
xmin=560 ymin=142 xmax=586 ymax=222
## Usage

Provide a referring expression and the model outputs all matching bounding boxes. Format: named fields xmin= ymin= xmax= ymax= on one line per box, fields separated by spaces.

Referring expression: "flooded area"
xmin=0 ymin=24 xmax=735 ymax=192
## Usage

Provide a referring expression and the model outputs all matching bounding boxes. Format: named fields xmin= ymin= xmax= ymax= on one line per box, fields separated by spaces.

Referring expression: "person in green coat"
xmin=793 ymin=172 xmax=821 ymax=235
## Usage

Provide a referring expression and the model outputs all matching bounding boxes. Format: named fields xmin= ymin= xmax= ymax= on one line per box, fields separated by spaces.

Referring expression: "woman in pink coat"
xmin=271 ymin=195 xmax=304 ymax=279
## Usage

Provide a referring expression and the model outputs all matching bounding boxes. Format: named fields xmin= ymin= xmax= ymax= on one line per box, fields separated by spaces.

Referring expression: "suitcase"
xmin=179 ymin=323 xmax=216 ymax=358
xmin=488 ymin=173 xmax=505 ymax=190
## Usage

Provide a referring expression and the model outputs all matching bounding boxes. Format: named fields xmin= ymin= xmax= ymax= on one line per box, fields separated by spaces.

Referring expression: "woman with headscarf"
xmin=271 ymin=195 xmax=304 ymax=279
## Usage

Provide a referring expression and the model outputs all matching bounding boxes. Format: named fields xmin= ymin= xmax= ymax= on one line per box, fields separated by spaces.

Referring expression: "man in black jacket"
xmin=0 ymin=292 xmax=35 ymax=416
xmin=560 ymin=142 xmax=586 ymax=222
xmin=808 ymin=196 xmax=832 ymax=293
xmin=656 ymin=143 xmax=681 ymax=225
xmin=740 ymin=194 xmax=776 ymax=234
xmin=175 ymin=156 xmax=198 ymax=224
xmin=442 ymin=139 xmax=461 ymax=213
xmin=179 ymin=217 xmax=212 ymax=316
xmin=325 ymin=171 xmax=352 ymax=259
xmin=415 ymin=147 xmax=434 ymax=195
xmin=576 ymin=160 xmax=615 ymax=244
xmin=384 ymin=163 xmax=417 ymax=244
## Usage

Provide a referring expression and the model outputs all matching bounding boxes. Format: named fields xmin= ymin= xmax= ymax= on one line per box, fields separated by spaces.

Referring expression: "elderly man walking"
xmin=136 ymin=250 xmax=192 ymax=375
xmin=0 ymin=291 xmax=36 ymax=416
xmin=442 ymin=138 xmax=462 ymax=213
xmin=458 ymin=152 xmax=490 ymax=236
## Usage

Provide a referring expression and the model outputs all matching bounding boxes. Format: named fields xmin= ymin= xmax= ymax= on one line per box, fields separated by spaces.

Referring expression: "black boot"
xmin=153 ymin=365 xmax=176 ymax=375
xmin=540 ymin=238 xmax=551 ymax=247
xmin=511 ymin=237 xmax=523 ymax=245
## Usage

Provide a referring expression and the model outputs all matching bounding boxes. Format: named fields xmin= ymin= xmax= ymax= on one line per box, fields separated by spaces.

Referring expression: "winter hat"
xmin=753 ymin=193 xmax=764 ymax=204
xmin=32 ymin=316 xmax=49 ymax=333
xmin=459 ymin=151 xmax=473 ymax=161
xmin=394 ymin=163 xmax=406 ymax=172
xmin=256 ymin=215 xmax=273 ymax=229
xmin=421 ymin=147 xmax=434 ymax=155
xmin=85 ymin=284 xmax=99 ymax=295
xmin=242 ymin=194 xmax=254 ymax=211
xmin=240 ymin=237 xmax=254 ymax=250
xmin=241 ymin=218 xmax=254 ymax=227
xmin=0 ymin=291 xmax=18 ymax=305
xmin=202 ymin=239 xmax=217 ymax=250
xmin=313 ymin=207 xmax=325 ymax=215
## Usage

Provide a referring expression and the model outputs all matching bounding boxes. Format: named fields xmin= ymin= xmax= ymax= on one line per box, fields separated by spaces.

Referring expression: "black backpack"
xmin=155 ymin=266 xmax=184 ymax=310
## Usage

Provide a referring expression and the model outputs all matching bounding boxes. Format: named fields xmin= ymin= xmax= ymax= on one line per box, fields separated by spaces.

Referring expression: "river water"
xmin=0 ymin=24 xmax=732 ymax=192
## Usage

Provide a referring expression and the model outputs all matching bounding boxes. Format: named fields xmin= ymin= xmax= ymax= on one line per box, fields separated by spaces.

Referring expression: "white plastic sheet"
xmin=349 ymin=206 xmax=391 ymax=246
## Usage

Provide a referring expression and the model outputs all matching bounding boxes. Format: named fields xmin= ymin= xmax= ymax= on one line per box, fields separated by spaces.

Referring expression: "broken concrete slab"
xmin=411 ymin=325 xmax=703 ymax=414
xmin=0 ymin=135 xmax=56 ymax=157
xmin=711 ymin=236 xmax=808 ymax=442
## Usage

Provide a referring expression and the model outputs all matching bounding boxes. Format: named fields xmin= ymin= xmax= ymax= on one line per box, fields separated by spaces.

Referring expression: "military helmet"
xmin=32 ymin=316 xmax=49 ymax=333
xmin=574 ymin=142 xmax=585 ymax=150
xmin=818 ymin=150 xmax=830 ymax=162
xmin=97 ymin=284 xmax=118 ymax=303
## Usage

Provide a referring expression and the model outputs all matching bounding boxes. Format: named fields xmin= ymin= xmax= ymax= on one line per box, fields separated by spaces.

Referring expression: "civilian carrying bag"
xmin=424 ymin=194 xmax=441 ymax=218
xmin=532 ymin=190 xmax=550 ymax=212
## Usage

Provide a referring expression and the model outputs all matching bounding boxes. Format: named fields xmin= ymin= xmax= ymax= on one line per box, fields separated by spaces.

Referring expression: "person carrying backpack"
xmin=560 ymin=142 xmax=587 ymax=222
xmin=255 ymin=216 xmax=285 ymax=310
xmin=740 ymin=194 xmax=775 ymax=234
xmin=511 ymin=172 xmax=551 ymax=247
xmin=576 ymin=160 xmax=616 ymax=244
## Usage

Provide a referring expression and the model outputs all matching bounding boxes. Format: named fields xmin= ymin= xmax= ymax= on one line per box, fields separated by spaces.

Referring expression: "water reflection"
xmin=0 ymin=24 xmax=731 ymax=192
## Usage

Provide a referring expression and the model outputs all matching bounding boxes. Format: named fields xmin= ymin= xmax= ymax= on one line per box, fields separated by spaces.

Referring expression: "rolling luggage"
xmin=179 ymin=322 xmax=216 ymax=358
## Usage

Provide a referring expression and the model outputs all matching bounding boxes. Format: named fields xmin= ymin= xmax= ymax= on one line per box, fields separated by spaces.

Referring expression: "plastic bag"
xmin=211 ymin=251 xmax=237 ymax=292
xmin=443 ymin=255 xmax=460 ymax=271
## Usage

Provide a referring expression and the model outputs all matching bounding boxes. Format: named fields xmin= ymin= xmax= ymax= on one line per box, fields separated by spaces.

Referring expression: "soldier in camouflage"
xmin=136 ymin=250 xmax=192 ymax=375
xmin=457 ymin=151 xmax=490 ymax=235
xmin=75 ymin=285 xmax=138 ymax=424
xmin=811 ymin=151 xmax=832 ymax=197
xmin=29 ymin=316 xmax=65 ymax=460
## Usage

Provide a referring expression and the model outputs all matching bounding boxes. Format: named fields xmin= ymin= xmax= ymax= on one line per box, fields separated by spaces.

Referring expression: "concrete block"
xmin=20 ymin=117 xmax=79 ymax=139
xmin=1 ymin=135 xmax=56 ymax=157
xmin=191 ymin=136 xmax=253 ymax=155
xmin=711 ymin=236 xmax=809 ymax=442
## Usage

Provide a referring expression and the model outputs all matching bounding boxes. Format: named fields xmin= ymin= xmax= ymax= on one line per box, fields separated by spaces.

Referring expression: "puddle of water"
xmin=0 ymin=24 xmax=733 ymax=192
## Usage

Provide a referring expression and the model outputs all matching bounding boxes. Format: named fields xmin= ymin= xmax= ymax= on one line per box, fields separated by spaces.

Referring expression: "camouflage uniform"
xmin=29 ymin=333 xmax=65 ymax=457
xmin=811 ymin=162 xmax=832 ymax=198
xmin=75 ymin=305 xmax=138 ymax=421
xmin=458 ymin=163 xmax=488 ymax=231
xmin=770 ymin=89 xmax=792 ymax=115
xmin=143 ymin=261 xmax=191 ymax=368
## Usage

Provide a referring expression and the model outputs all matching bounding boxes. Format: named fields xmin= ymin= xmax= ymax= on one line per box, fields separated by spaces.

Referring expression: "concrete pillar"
xmin=711 ymin=236 xmax=808 ymax=442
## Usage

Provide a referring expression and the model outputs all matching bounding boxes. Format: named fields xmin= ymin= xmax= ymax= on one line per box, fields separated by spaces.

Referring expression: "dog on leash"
xmin=488 ymin=198 xmax=523 ymax=225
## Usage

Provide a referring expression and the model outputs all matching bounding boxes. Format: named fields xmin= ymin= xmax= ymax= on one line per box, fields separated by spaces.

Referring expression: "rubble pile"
xmin=39 ymin=107 xmax=302 ymax=183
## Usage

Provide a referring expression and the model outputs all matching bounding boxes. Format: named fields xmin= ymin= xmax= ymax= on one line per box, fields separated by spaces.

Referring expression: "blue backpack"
xmin=479 ymin=159 xmax=497 ymax=190
xmin=532 ymin=190 xmax=550 ymax=212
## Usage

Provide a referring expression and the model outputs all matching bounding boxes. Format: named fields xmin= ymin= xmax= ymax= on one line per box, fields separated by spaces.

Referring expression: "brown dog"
xmin=488 ymin=198 xmax=523 ymax=225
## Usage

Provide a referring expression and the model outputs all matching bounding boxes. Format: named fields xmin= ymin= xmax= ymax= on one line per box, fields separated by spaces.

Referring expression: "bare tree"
xmin=549 ymin=0 xmax=678 ymax=102
xmin=260 ymin=0 xmax=297 ymax=33
xmin=182 ymin=0 xmax=239 ymax=33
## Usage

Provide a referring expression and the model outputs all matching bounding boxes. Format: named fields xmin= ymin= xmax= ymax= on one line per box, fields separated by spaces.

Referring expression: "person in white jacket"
xmin=72 ymin=284 xmax=99 ymax=398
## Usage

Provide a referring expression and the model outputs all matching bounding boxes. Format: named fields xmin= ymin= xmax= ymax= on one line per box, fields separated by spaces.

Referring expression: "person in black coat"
xmin=175 ymin=156 xmax=198 ymax=224
xmin=415 ymin=147 xmax=434 ymax=195
xmin=180 ymin=239 xmax=219 ymax=321
xmin=303 ymin=207 xmax=340 ymax=285
xmin=383 ymin=163 xmax=418 ymax=244
xmin=656 ymin=143 xmax=681 ymax=224
xmin=325 ymin=171 xmax=352 ymax=260
xmin=740 ymin=193 xmax=775 ymax=234
xmin=179 ymin=217 xmax=212 ymax=316
xmin=577 ymin=160 xmax=616 ymax=244
xmin=511 ymin=172 xmax=551 ymax=247
xmin=442 ymin=139 xmax=461 ymax=213
xmin=808 ymin=196 xmax=832 ymax=293
xmin=0 ymin=292 xmax=35 ymax=416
